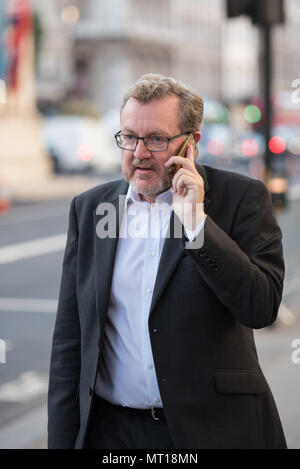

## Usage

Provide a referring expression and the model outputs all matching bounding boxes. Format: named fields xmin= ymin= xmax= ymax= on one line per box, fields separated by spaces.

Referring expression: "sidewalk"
xmin=0 ymin=403 xmax=47 ymax=449
xmin=8 ymin=173 xmax=111 ymax=203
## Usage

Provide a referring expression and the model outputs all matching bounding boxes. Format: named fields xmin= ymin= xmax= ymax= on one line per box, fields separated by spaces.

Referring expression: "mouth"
xmin=134 ymin=167 xmax=155 ymax=174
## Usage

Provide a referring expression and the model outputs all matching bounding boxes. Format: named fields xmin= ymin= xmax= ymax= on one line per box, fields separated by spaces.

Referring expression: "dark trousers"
xmin=84 ymin=395 xmax=175 ymax=449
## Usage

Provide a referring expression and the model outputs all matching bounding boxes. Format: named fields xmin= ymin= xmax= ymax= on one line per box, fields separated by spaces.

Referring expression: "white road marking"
xmin=0 ymin=371 xmax=48 ymax=402
xmin=0 ymin=298 xmax=58 ymax=313
xmin=278 ymin=303 xmax=297 ymax=326
xmin=0 ymin=234 xmax=67 ymax=264
xmin=0 ymin=340 xmax=6 ymax=364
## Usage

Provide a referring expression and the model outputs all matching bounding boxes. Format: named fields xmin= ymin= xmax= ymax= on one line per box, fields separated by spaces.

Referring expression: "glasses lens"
xmin=145 ymin=136 xmax=168 ymax=151
xmin=117 ymin=134 xmax=137 ymax=150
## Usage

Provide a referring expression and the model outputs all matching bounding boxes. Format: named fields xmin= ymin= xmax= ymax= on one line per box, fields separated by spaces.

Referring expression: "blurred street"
xmin=0 ymin=198 xmax=70 ymax=448
xmin=0 ymin=180 xmax=299 ymax=449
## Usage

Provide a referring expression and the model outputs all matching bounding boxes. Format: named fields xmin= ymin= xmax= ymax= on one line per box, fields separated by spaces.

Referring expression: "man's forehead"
xmin=123 ymin=95 xmax=179 ymax=111
xmin=121 ymin=96 xmax=180 ymax=131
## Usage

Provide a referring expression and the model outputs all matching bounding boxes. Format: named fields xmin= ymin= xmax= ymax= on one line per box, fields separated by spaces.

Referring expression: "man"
xmin=48 ymin=73 xmax=287 ymax=449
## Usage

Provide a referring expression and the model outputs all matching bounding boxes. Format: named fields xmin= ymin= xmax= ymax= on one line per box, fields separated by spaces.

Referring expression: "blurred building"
xmin=222 ymin=17 xmax=260 ymax=101
xmin=75 ymin=0 xmax=223 ymax=112
xmin=273 ymin=0 xmax=300 ymax=93
xmin=31 ymin=0 xmax=300 ymax=113
xmin=32 ymin=0 xmax=74 ymax=109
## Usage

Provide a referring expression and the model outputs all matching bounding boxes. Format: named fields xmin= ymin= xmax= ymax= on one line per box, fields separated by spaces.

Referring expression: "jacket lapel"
xmin=93 ymin=180 xmax=128 ymax=331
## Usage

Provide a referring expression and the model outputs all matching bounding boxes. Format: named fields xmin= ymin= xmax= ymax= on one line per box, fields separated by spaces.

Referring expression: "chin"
xmin=130 ymin=177 xmax=169 ymax=198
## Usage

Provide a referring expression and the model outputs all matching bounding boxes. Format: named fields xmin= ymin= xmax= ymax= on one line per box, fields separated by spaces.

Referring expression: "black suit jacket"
xmin=48 ymin=163 xmax=287 ymax=449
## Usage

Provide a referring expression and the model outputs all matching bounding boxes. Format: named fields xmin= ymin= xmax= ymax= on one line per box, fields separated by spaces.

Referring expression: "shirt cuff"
xmin=184 ymin=215 xmax=207 ymax=243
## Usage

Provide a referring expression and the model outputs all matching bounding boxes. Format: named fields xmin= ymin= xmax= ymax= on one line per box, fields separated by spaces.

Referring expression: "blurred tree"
xmin=0 ymin=0 xmax=8 ymax=81
xmin=33 ymin=12 xmax=42 ymax=71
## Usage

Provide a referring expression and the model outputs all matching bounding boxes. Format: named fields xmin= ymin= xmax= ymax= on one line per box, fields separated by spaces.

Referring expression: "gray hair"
xmin=121 ymin=73 xmax=204 ymax=132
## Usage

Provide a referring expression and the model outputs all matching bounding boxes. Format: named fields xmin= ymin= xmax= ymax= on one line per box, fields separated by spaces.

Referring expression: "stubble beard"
xmin=124 ymin=166 xmax=172 ymax=198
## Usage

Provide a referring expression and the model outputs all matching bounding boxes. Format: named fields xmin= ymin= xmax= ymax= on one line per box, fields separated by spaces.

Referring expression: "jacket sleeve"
xmin=47 ymin=197 xmax=81 ymax=448
xmin=184 ymin=179 xmax=285 ymax=329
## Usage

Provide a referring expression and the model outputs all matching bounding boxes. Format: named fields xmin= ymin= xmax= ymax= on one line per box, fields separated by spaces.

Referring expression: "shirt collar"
xmin=126 ymin=184 xmax=173 ymax=207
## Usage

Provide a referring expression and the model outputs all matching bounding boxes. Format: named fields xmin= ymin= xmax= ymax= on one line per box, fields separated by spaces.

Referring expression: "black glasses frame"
xmin=114 ymin=130 xmax=191 ymax=152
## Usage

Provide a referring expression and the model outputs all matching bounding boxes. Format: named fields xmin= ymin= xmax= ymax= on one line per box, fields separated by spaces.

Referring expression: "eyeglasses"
xmin=114 ymin=130 xmax=190 ymax=152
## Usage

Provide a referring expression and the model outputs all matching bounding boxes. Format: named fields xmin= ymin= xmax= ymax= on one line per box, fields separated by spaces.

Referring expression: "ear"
xmin=192 ymin=132 xmax=201 ymax=160
xmin=193 ymin=131 xmax=201 ymax=144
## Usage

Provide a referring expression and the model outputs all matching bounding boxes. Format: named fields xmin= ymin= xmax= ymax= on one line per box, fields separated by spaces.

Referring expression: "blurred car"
xmin=42 ymin=115 xmax=121 ymax=174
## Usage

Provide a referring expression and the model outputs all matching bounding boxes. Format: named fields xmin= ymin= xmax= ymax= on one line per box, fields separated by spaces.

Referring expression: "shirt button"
xmin=155 ymin=398 xmax=161 ymax=404
xmin=149 ymin=251 xmax=155 ymax=257
xmin=146 ymin=288 xmax=152 ymax=294
xmin=147 ymin=364 xmax=154 ymax=370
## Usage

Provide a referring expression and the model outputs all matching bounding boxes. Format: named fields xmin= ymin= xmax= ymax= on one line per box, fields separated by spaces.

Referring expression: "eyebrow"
xmin=122 ymin=127 xmax=170 ymax=137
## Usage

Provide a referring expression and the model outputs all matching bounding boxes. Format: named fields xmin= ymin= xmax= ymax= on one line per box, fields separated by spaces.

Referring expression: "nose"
xmin=133 ymin=138 xmax=152 ymax=160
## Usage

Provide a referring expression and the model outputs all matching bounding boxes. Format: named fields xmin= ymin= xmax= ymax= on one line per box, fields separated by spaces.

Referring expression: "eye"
xmin=148 ymin=136 xmax=166 ymax=145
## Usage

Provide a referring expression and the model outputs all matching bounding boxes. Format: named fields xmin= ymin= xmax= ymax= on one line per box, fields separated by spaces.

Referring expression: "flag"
xmin=6 ymin=0 xmax=33 ymax=90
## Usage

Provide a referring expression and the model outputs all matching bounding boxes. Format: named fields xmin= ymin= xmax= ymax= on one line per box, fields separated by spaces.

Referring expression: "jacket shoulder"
xmin=72 ymin=178 xmax=127 ymax=213
xmin=202 ymin=164 xmax=266 ymax=195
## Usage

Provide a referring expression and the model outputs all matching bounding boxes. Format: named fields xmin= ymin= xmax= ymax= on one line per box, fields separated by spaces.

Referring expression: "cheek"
xmin=154 ymin=153 xmax=169 ymax=171
xmin=158 ymin=156 xmax=172 ymax=176
xmin=121 ymin=152 xmax=132 ymax=170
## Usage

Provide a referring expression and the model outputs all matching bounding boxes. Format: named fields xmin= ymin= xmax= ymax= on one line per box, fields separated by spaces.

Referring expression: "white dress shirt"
xmin=95 ymin=184 xmax=206 ymax=408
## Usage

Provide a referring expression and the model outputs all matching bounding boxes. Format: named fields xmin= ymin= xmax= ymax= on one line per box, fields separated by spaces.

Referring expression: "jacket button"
xmin=89 ymin=386 xmax=93 ymax=396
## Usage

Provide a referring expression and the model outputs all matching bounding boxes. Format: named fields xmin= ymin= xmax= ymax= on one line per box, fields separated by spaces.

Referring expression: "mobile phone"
xmin=169 ymin=133 xmax=196 ymax=181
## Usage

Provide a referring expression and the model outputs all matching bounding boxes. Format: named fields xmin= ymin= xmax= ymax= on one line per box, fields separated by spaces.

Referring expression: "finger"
xmin=172 ymin=168 xmax=191 ymax=189
xmin=175 ymin=174 xmax=195 ymax=193
xmin=165 ymin=155 xmax=194 ymax=170
xmin=186 ymin=144 xmax=194 ymax=161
